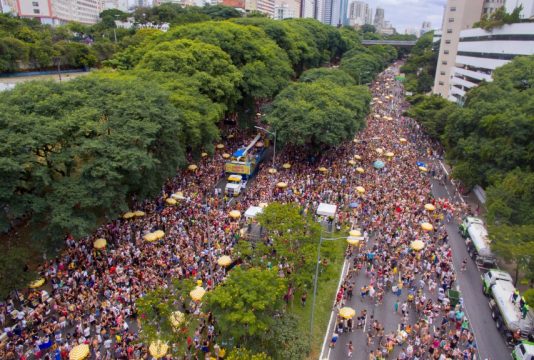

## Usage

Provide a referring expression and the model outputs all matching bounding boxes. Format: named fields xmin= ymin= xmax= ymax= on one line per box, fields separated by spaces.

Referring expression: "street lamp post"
xmin=310 ymin=229 xmax=351 ymax=339
xmin=254 ymin=126 xmax=276 ymax=168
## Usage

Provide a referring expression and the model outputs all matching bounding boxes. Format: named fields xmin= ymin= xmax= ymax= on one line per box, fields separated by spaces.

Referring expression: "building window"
xmin=442 ymin=61 xmax=448 ymax=65
xmin=450 ymin=6 xmax=456 ymax=11
xmin=445 ymin=40 xmax=451 ymax=44
xmin=440 ymin=71 xmax=446 ymax=75
xmin=449 ymin=18 xmax=455 ymax=23
xmin=439 ymin=81 xmax=444 ymax=86
xmin=33 ymin=9 xmax=40 ymax=13
xmin=447 ymin=29 xmax=453 ymax=33
xmin=32 ymin=1 xmax=39 ymax=5
xmin=444 ymin=50 xmax=449 ymax=54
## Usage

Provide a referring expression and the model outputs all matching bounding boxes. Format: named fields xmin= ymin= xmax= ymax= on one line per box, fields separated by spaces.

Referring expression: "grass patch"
xmin=288 ymin=233 xmax=347 ymax=359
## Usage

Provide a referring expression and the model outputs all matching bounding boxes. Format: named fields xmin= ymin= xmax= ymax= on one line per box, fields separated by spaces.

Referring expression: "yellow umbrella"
xmin=134 ymin=210 xmax=145 ymax=217
xmin=229 ymin=210 xmax=241 ymax=219
xmin=222 ymin=153 xmax=230 ymax=159
xmin=216 ymin=144 xmax=224 ymax=149
xmin=356 ymin=186 xmax=365 ymax=194
xmin=410 ymin=240 xmax=425 ymax=251
xmin=276 ymin=182 xmax=288 ymax=188
xmin=217 ymin=255 xmax=232 ymax=267
xmin=387 ymin=116 xmax=393 ymax=121
xmin=318 ymin=167 xmax=328 ymax=173
xmin=93 ymin=238 xmax=107 ymax=250
xmin=153 ymin=230 xmax=165 ymax=239
xmin=421 ymin=222 xmax=434 ymax=231
xmin=69 ymin=344 xmax=90 ymax=360
xmin=339 ymin=307 xmax=356 ymax=319
xmin=29 ymin=278 xmax=45 ymax=289
xmin=169 ymin=311 xmax=185 ymax=328
xmin=419 ymin=166 xmax=428 ymax=172
xmin=374 ymin=114 xmax=380 ymax=118
xmin=268 ymin=168 xmax=277 ymax=174
xmin=166 ymin=198 xmax=177 ymax=206
xmin=348 ymin=160 xmax=356 ymax=166
xmin=190 ymin=286 xmax=206 ymax=301
xmin=188 ymin=164 xmax=198 ymax=171
xmin=123 ymin=212 xmax=135 ymax=220
xmin=149 ymin=340 xmax=169 ymax=359
xmin=143 ymin=232 xmax=158 ymax=242
xmin=282 ymin=163 xmax=291 ymax=169
xmin=375 ymin=148 xmax=384 ymax=154
xmin=399 ymin=137 xmax=407 ymax=143
xmin=201 ymin=152 xmax=208 ymax=157
xmin=349 ymin=230 xmax=361 ymax=237
xmin=424 ymin=204 xmax=435 ymax=211
xmin=228 ymin=134 xmax=235 ymax=139
xmin=259 ymin=202 xmax=269 ymax=208
xmin=354 ymin=155 xmax=362 ymax=160
xmin=356 ymin=167 xmax=365 ymax=174
xmin=385 ymin=152 xmax=394 ymax=158
xmin=347 ymin=237 xmax=360 ymax=246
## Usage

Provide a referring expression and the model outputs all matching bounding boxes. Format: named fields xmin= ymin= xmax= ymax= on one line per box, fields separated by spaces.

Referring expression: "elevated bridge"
xmin=361 ymin=40 xmax=416 ymax=46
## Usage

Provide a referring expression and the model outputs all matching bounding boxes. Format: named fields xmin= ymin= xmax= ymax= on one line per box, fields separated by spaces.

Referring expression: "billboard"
xmin=225 ymin=162 xmax=251 ymax=175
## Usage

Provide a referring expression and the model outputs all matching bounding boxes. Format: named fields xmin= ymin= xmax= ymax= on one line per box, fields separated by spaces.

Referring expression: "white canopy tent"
xmin=316 ymin=203 xmax=337 ymax=218
xmin=244 ymin=206 xmax=263 ymax=219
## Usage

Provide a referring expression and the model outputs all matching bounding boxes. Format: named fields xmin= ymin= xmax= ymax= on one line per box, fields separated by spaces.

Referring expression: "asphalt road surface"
xmin=320 ymin=166 xmax=510 ymax=360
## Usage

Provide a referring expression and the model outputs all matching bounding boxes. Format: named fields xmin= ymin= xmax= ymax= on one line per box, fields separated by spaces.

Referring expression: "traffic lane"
xmin=430 ymin=180 xmax=510 ymax=360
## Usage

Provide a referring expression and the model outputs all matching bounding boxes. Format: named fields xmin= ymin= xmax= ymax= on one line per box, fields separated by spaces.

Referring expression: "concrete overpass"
xmin=361 ymin=40 xmax=416 ymax=46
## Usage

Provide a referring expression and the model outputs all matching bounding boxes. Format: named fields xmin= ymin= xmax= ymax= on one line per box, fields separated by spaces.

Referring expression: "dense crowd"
xmin=0 ymin=63 xmax=476 ymax=360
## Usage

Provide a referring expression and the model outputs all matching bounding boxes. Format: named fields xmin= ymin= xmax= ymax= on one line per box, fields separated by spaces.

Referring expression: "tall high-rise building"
xmin=102 ymin=0 xmax=128 ymax=12
xmin=0 ymin=0 xmax=18 ymax=14
xmin=257 ymin=0 xmax=275 ymax=16
xmin=348 ymin=1 xmax=371 ymax=27
xmin=420 ymin=21 xmax=432 ymax=36
xmin=506 ymin=0 xmax=534 ymax=18
xmin=331 ymin=0 xmax=347 ymax=25
xmin=321 ymin=0 xmax=334 ymax=24
xmin=373 ymin=7 xmax=384 ymax=29
xmin=274 ymin=0 xmax=300 ymax=19
xmin=481 ymin=0 xmax=505 ymax=17
xmin=300 ymin=0 xmax=315 ymax=18
xmin=433 ymin=0 xmax=485 ymax=98
xmin=16 ymin=0 xmax=102 ymax=24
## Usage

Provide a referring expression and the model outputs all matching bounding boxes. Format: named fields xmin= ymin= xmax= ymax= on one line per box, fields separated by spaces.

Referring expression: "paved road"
xmin=319 ymin=163 xmax=510 ymax=360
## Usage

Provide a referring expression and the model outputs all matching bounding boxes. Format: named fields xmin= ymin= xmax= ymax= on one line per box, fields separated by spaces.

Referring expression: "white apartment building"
xmin=16 ymin=0 xmax=102 ymax=24
xmin=300 ymin=0 xmax=315 ymax=18
xmin=506 ymin=0 xmax=534 ymax=18
xmin=449 ymin=22 xmax=534 ymax=103
xmin=482 ymin=0 xmax=505 ymax=16
xmin=102 ymin=0 xmax=128 ymax=12
xmin=257 ymin=0 xmax=275 ymax=16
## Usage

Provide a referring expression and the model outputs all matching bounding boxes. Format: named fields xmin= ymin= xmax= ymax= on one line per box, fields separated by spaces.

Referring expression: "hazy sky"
xmin=364 ymin=0 xmax=446 ymax=33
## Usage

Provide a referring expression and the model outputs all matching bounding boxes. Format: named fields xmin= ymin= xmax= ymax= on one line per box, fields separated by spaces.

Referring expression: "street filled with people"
xmin=0 ymin=63 xmax=479 ymax=360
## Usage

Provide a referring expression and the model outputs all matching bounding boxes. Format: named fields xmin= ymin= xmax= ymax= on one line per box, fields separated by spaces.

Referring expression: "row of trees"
xmin=0 ymin=5 xmax=244 ymax=73
xmin=137 ymin=203 xmax=344 ymax=359
xmin=406 ymin=56 xmax=534 ymax=287
xmin=400 ymin=31 xmax=438 ymax=94
xmin=0 ymin=18 xmax=389 ymax=295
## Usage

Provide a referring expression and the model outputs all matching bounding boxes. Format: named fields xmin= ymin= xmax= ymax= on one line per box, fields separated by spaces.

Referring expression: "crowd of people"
xmin=0 ymin=62 xmax=478 ymax=360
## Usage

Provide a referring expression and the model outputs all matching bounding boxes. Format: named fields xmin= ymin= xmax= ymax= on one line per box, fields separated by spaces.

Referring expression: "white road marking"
xmin=319 ymin=257 xmax=350 ymax=360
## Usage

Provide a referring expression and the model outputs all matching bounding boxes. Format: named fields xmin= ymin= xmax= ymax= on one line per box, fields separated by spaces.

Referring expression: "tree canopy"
xmin=400 ymin=31 xmax=438 ymax=94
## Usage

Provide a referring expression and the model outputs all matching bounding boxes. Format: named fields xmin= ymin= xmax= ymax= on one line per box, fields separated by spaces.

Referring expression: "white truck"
xmin=482 ymin=270 xmax=534 ymax=340
xmin=459 ymin=216 xmax=497 ymax=268
xmin=224 ymin=174 xmax=246 ymax=197
xmin=513 ymin=341 xmax=534 ymax=360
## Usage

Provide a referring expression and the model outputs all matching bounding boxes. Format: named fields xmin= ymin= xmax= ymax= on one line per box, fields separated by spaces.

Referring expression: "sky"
xmin=366 ymin=0 xmax=446 ymax=34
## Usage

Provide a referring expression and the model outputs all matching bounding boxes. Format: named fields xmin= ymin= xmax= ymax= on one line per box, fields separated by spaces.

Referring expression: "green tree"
xmin=361 ymin=24 xmax=376 ymax=33
xmin=400 ymin=31 xmax=438 ymax=94
xmin=405 ymin=94 xmax=456 ymax=140
xmin=136 ymin=39 xmax=242 ymax=106
xmin=0 ymin=37 xmax=29 ymax=72
xmin=340 ymin=53 xmax=381 ymax=84
xmin=266 ymin=79 xmax=370 ymax=149
xmin=205 ymin=267 xmax=286 ymax=349
xmin=0 ymin=246 xmax=35 ymax=299
xmin=489 ymin=225 xmax=534 ymax=285
xmin=299 ymin=68 xmax=356 ymax=86
xmin=226 ymin=348 xmax=272 ymax=360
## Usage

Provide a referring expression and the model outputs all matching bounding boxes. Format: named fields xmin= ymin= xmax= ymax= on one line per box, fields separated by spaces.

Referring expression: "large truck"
xmin=513 ymin=341 xmax=534 ymax=360
xmin=459 ymin=216 xmax=497 ymax=268
xmin=224 ymin=134 xmax=266 ymax=196
xmin=482 ymin=270 xmax=534 ymax=340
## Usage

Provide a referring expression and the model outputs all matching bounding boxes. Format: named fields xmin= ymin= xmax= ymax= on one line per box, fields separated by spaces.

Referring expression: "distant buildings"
xmin=274 ymin=0 xmax=300 ymax=19
xmin=505 ymin=0 xmax=534 ymax=18
xmin=11 ymin=0 xmax=102 ymax=25
xmin=373 ymin=6 xmax=384 ymax=29
xmin=420 ymin=21 xmax=432 ymax=36
xmin=348 ymin=1 xmax=371 ymax=27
